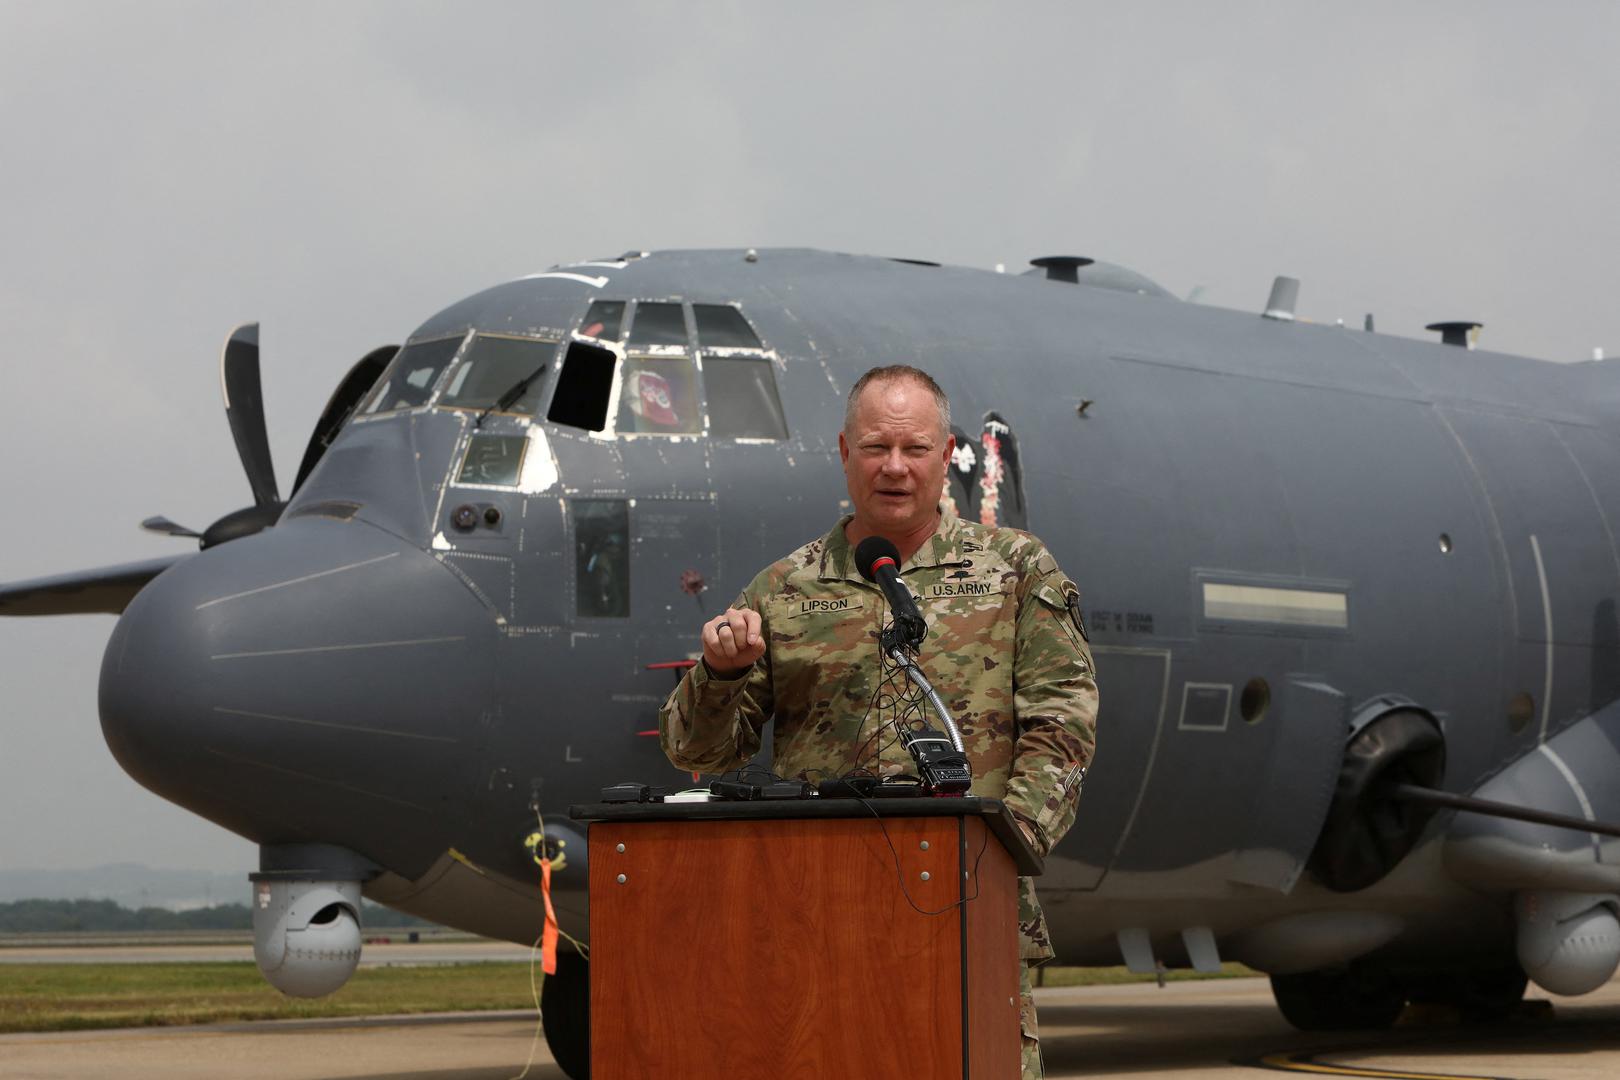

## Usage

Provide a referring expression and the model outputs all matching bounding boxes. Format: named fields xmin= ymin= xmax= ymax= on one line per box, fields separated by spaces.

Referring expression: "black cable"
xmin=866 ymin=684 xmax=931 ymax=767
xmin=843 ymin=642 xmax=916 ymax=774
xmin=843 ymin=654 xmax=898 ymax=769
xmin=726 ymin=763 xmax=784 ymax=785
xmin=853 ymin=795 xmax=992 ymax=917
xmin=840 ymin=613 xmax=900 ymax=773
xmin=862 ymin=641 xmax=934 ymax=771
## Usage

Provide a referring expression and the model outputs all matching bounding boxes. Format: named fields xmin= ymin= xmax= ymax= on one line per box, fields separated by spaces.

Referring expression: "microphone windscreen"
xmin=854 ymin=536 xmax=902 ymax=583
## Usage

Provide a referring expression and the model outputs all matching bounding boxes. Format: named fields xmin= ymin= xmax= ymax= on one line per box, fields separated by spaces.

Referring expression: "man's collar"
xmin=818 ymin=509 xmax=969 ymax=582
xmin=910 ymin=509 xmax=969 ymax=570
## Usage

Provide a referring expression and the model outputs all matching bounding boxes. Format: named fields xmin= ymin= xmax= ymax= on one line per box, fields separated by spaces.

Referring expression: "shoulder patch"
xmin=1062 ymin=582 xmax=1090 ymax=642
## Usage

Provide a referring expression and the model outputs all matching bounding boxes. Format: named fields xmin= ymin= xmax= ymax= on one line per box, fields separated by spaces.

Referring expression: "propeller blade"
xmin=1388 ymin=783 xmax=1620 ymax=840
xmin=200 ymin=503 xmax=285 ymax=549
xmin=220 ymin=322 xmax=281 ymax=508
xmin=140 ymin=516 xmax=203 ymax=539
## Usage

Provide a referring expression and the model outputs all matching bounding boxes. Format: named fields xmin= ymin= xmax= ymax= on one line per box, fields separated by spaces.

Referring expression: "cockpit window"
xmin=704 ymin=357 xmax=788 ymax=439
xmin=574 ymin=499 xmax=629 ymax=617
xmin=626 ymin=302 xmax=688 ymax=348
xmin=359 ymin=334 xmax=465 ymax=415
xmin=548 ymin=341 xmax=616 ymax=432
xmin=578 ymin=300 xmax=625 ymax=342
xmin=693 ymin=305 xmax=763 ymax=349
xmin=619 ymin=356 xmax=701 ymax=435
xmin=456 ymin=433 xmax=527 ymax=486
xmin=544 ymin=301 xmax=781 ymax=440
xmin=438 ymin=335 xmax=556 ymax=415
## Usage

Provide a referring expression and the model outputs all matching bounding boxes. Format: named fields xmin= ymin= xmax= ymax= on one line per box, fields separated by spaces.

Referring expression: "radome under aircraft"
xmin=6 ymin=248 xmax=1620 ymax=1078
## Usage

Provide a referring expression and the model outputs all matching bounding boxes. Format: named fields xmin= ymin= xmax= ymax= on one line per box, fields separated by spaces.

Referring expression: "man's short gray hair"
xmin=843 ymin=365 xmax=952 ymax=439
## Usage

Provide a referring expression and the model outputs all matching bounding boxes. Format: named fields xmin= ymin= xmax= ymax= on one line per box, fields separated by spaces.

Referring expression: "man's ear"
xmin=838 ymin=430 xmax=850 ymax=465
xmin=942 ymin=432 xmax=955 ymax=465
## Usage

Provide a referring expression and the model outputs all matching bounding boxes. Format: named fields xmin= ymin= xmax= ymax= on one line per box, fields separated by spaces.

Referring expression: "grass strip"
xmin=0 ymin=960 xmax=1254 ymax=1034
xmin=1037 ymin=962 xmax=1256 ymax=987
xmin=0 ymin=962 xmax=538 ymax=1034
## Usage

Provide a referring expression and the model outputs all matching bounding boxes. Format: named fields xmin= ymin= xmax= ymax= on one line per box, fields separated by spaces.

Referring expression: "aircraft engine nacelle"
xmin=1308 ymin=700 xmax=1446 ymax=892
xmin=251 ymin=876 xmax=363 ymax=998
xmin=1515 ymin=890 xmax=1620 ymax=996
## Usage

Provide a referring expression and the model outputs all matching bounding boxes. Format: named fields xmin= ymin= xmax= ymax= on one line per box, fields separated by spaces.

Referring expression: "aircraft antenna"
xmin=1030 ymin=255 xmax=1095 ymax=284
xmin=1426 ymin=321 xmax=1482 ymax=348
xmin=1262 ymin=276 xmax=1299 ymax=321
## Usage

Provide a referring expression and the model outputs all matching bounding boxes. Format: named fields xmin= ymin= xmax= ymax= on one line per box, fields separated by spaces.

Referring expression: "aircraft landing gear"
xmin=542 ymin=951 xmax=589 ymax=1079
xmin=1270 ymin=963 xmax=1406 ymax=1031
xmin=1405 ymin=966 xmax=1528 ymax=1022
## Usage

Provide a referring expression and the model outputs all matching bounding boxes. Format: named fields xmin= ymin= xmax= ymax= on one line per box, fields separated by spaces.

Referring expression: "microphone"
xmin=854 ymin=536 xmax=968 ymax=793
xmin=854 ymin=536 xmax=927 ymax=649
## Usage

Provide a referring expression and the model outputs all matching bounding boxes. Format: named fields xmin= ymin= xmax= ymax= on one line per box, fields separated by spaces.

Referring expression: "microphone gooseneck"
xmin=851 ymin=535 xmax=968 ymax=767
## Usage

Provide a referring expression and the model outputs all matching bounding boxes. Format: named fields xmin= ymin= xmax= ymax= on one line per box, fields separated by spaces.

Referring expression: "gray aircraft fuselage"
xmin=66 ymin=248 xmax=1620 ymax=978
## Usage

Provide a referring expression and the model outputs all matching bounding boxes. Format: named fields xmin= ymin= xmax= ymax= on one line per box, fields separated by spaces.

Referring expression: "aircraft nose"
xmin=99 ymin=517 xmax=501 ymax=854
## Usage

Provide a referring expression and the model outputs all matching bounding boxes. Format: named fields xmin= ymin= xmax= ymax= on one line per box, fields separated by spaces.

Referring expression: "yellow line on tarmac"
xmin=1256 ymin=1051 xmax=1506 ymax=1080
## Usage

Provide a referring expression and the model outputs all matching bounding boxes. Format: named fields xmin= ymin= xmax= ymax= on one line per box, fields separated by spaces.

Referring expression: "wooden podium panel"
xmin=585 ymin=804 xmax=1021 ymax=1079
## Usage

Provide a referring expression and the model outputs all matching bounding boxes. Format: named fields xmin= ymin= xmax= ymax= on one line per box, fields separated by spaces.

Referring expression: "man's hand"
xmin=701 ymin=608 xmax=765 ymax=678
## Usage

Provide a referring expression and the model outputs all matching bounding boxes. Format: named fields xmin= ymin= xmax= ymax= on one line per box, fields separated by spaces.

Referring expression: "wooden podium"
xmin=571 ymin=798 xmax=1041 ymax=1080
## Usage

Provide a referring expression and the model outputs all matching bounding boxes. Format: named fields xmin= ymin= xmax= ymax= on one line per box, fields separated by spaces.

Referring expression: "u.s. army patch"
xmin=929 ymin=579 xmax=998 ymax=598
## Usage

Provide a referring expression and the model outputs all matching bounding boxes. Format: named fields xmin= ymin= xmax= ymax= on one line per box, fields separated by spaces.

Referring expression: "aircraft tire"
xmin=1406 ymin=966 xmax=1528 ymax=1022
xmin=1270 ymin=964 xmax=1406 ymax=1031
xmin=542 ymin=951 xmax=590 ymax=1079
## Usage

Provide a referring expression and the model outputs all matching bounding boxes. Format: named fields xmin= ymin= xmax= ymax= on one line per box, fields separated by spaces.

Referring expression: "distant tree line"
xmin=0 ymin=898 xmax=438 ymax=933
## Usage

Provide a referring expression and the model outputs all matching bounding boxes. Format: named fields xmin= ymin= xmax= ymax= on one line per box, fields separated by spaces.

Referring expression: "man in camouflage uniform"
xmin=660 ymin=365 xmax=1097 ymax=1078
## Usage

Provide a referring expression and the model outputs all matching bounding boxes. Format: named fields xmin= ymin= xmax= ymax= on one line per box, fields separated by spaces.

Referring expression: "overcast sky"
xmin=3 ymin=2 xmax=1619 ymax=884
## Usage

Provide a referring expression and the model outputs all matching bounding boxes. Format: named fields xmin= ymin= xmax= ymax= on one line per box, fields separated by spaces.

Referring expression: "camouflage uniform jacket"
xmin=659 ymin=511 xmax=1098 ymax=960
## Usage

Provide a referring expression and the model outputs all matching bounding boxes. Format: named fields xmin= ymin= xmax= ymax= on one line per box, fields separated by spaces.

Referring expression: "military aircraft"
xmin=6 ymin=247 xmax=1620 ymax=1078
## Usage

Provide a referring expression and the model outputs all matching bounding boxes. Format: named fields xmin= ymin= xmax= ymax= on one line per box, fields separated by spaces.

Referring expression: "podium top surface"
xmin=569 ymin=796 xmax=1042 ymax=876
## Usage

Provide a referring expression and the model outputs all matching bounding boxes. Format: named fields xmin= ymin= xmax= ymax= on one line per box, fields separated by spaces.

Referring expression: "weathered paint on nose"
xmin=99 ymin=515 xmax=503 ymax=878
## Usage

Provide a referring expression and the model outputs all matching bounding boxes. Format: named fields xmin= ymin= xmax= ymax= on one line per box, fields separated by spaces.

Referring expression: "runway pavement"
xmin=1037 ymin=974 xmax=1620 ymax=1079
xmin=3 ymin=974 xmax=1619 ymax=1078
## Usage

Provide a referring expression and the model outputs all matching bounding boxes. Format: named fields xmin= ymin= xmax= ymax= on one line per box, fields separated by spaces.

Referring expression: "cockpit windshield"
xmin=359 ymin=335 xmax=466 ymax=415
xmin=546 ymin=299 xmax=787 ymax=439
xmin=626 ymin=303 xmax=688 ymax=348
xmin=693 ymin=304 xmax=762 ymax=349
xmin=439 ymin=335 xmax=557 ymax=415
xmin=578 ymin=300 xmax=625 ymax=343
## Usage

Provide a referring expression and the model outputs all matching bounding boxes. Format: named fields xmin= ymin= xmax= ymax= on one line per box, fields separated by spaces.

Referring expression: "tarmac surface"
xmin=4 ymin=974 xmax=1620 ymax=1079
